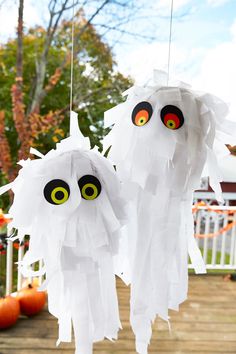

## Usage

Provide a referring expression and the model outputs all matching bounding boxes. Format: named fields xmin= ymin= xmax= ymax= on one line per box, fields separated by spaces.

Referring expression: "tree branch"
xmin=35 ymin=52 xmax=70 ymax=108
xmin=99 ymin=23 xmax=157 ymax=41
xmin=11 ymin=0 xmax=31 ymax=161
xmin=16 ymin=0 xmax=23 ymax=82
xmin=29 ymin=0 xmax=70 ymax=114
xmin=76 ymin=0 xmax=110 ymax=38
xmin=29 ymin=0 xmax=113 ymax=115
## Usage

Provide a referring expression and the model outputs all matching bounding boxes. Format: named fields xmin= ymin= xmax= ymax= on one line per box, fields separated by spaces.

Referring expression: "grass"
xmin=189 ymin=248 xmax=234 ymax=275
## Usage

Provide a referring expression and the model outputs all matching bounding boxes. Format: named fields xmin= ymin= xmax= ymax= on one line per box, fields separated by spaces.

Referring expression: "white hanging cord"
xmin=167 ymin=0 xmax=174 ymax=86
xmin=70 ymin=0 xmax=75 ymax=112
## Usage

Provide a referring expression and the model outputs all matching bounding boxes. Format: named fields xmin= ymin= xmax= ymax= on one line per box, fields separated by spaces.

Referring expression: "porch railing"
xmin=190 ymin=204 xmax=236 ymax=270
xmin=4 ymin=232 xmax=44 ymax=296
xmin=2 ymin=200 xmax=236 ymax=295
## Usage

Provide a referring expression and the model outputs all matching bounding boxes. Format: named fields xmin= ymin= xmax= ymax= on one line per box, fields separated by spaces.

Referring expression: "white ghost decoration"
xmin=103 ymin=72 xmax=236 ymax=354
xmin=0 ymin=112 xmax=127 ymax=354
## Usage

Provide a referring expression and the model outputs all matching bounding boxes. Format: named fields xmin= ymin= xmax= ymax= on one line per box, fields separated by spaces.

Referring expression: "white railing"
xmin=2 ymin=200 xmax=236 ymax=295
xmin=4 ymin=232 xmax=44 ymax=295
xmin=190 ymin=204 xmax=236 ymax=270
xmin=6 ymin=232 xmax=13 ymax=295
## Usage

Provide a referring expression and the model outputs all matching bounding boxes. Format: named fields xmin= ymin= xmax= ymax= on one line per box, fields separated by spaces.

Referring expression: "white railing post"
xmin=195 ymin=209 xmax=201 ymax=246
xmin=6 ymin=229 xmax=13 ymax=295
xmin=203 ymin=212 xmax=210 ymax=264
xmin=17 ymin=240 xmax=25 ymax=291
xmin=39 ymin=259 xmax=44 ymax=286
xmin=211 ymin=213 xmax=219 ymax=266
xmin=220 ymin=213 xmax=228 ymax=266
xmin=230 ymin=213 xmax=236 ymax=266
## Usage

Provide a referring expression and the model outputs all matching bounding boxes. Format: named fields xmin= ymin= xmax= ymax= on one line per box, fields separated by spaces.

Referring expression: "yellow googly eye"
xmin=44 ymin=179 xmax=70 ymax=205
xmin=166 ymin=119 xmax=176 ymax=129
xmin=81 ymin=183 xmax=99 ymax=200
xmin=78 ymin=175 xmax=101 ymax=201
xmin=51 ymin=187 xmax=69 ymax=204
xmin=136 ymin=115 xmax=148 ymax=126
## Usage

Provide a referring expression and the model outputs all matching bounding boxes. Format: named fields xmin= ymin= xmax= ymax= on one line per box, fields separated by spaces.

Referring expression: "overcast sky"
xmin=116 ymin=0 xmax=236 ymax=122
xmin=0 ymin=0 xmax=236 ymax=120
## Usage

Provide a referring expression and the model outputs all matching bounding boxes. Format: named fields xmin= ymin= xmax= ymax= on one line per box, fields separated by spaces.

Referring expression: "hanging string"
xmin=70 ymin=0 xmax=75 ymax=112
xmin=167 ymin=0 xmax=174 ymax=86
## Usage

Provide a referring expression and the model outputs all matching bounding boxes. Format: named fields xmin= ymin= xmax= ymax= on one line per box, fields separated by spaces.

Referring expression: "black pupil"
xmin=85 ymin=187 xmax=94 ymax=196
xmin=169 ymin=122 xmax=173 ymax=126
xmin=55 ymin=191 xmax=64 ymax=200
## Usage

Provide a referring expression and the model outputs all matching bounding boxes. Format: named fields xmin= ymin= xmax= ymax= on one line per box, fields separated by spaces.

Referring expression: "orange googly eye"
xmin=132 ymin=102 xmax=153 ymax=127
xmin=161 ymin=105 xmax=184 ymax=130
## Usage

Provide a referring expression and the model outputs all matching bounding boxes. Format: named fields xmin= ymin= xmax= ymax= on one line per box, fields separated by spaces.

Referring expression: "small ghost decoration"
xmin=103 ymin=71 xmax=236 ymax=354
xmin=0 ymin=112 xmax=127 ymax=354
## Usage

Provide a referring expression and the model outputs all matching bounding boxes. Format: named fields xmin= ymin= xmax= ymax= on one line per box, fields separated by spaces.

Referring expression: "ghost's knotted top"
xmin=103 ymin=71 xmax=236 ymax=202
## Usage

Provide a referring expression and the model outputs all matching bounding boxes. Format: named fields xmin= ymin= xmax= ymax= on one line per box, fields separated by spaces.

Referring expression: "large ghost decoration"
xmin=0 ymin=112 xmax=127 ymax=354
xmin=103 ymin=72 xmax=236 ymax=354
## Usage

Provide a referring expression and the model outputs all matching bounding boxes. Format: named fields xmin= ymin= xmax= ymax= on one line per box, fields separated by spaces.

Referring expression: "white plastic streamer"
xmin=0 ymin=112 xmax=127 ymax=354
xmin=103 ymin=70 xmax=235 ymax=354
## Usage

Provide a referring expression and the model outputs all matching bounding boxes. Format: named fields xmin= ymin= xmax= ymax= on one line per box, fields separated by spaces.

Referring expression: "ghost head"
xmin=104 ymin=82 xmax=229 ymax=200
xmin=0 ymin=112 xmax=126 ymax=354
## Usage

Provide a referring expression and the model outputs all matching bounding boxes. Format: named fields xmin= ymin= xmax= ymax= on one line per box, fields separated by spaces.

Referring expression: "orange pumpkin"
xmin=0 ymin=296 xmax=20 ymax=329
xmin=17 ymin=285 xmax=46 ymax=316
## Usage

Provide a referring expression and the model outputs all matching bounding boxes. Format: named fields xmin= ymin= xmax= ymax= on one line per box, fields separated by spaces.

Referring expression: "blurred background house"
xmin=195 ymin=145 xmax=236 ymax=205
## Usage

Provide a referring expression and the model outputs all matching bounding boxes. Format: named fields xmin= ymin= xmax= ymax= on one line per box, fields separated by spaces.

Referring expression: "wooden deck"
xmin=0 ymin=275 xmax=236 ymax=354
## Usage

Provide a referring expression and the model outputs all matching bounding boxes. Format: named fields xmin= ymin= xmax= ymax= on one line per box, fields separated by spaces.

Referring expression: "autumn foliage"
xmin=0 ymin=66 xmax=65 ymax=180
xmin=0 ymin=111 xmax=12 ymax=179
